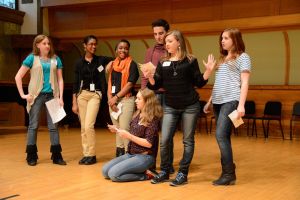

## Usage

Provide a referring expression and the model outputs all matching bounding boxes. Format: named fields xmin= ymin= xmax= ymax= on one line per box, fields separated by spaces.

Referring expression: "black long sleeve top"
xmin=147 ymin=57 xmax=208 ymax=109
xmin=73 ymin=55 xmax=113 ymax=95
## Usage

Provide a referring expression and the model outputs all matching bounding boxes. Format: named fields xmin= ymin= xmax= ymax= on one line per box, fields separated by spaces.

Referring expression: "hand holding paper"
xmin=45 ymin=98 xmax=66 ymax=124
xmin=139 ymin=62 xmax=156 ymax=78
xmin=228 ymin=110 xmax=244 ymax=128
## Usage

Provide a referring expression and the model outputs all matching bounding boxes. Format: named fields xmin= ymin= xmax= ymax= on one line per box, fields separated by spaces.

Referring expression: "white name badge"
xmin=90 ymin=83 xmax=95 ymax=91
xmin=112 ymin=86 xmax=116 ymax=93
xmin=98 ymin=65 xmax=104 ymax=72
xmin=51 ymin=59 xmax=57 ymax=65
xmin=162 ymin=61 xmax=171 ymax=67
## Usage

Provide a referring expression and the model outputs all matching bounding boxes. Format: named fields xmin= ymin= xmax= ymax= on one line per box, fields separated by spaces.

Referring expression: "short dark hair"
xmin=115 ymin=39 xmax=131 ymax=50
xmin=83 ymin=35 xmax=97 ymax=45
xmin=151 ymin=19 xmax=170 ymax=32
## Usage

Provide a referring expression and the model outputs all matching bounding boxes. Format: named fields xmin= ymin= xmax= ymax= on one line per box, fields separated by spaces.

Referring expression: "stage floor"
xmin=1 ymin=128 xmax=299 ymax=200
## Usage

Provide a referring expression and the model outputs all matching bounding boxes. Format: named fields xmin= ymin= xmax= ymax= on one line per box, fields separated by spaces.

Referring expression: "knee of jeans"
xmin=102 ymin=167 xmax=110 ymax=179
xmin=108 ymin=171 xmax=119 ymax=182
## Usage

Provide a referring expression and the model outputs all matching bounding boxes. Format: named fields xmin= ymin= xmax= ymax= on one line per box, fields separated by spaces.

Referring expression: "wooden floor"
xmin=1 ymin=127 xmax=300 ymax=200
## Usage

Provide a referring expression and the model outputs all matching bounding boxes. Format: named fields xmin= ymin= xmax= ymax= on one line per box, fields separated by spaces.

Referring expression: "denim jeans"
xmin=102 ymin=153 xmax=154 ymax=182
xmin=155 ymin=93 xmax=174 ymax=169
xmin=160 ymin=101 xmax=200 ymax=175
xmin=213 ymin=101 xmax=238 ymax=166
xmin=27 ymin=93 xmax=60 ymax=145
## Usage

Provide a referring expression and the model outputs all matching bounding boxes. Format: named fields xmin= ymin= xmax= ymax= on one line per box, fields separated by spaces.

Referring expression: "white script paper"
xmin=110 ymin=102 xmax=123 ymax=120
xmin=45 ymin=98 xmax=66 ymax=124
xmin=228 ymin=110 xmax=244 ymax=128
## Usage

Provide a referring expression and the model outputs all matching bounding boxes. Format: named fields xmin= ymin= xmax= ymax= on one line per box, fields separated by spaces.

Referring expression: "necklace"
xmin=172 ymin=61 xmax=178 ymax=76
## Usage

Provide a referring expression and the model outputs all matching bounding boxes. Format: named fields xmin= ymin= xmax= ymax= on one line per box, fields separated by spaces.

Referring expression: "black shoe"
xmin=169 ymin=166 xmax=175 ymax=174
xmin=212 ymin=175 xmax=236 ymax=186
xmin=84 ymin=156 xmax=96 ymax=165
xmin=27 ymin=159 xmax=37 ymax=166
xmin=79 ymin=157 xmax=88 ymax=165
xmin=53 ymin=158 xmax=67 ymax=165
xmin=151 ymin=171 xmax=169 ymax=184
xmin=169 ymin=172 xmax=188 ymax=186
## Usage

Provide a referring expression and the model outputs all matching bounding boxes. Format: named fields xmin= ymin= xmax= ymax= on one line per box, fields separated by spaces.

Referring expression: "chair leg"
xmin=267 ymin=120 xmax=270 ymax=138
xmin=247 ymin=119 xmax=250 ymax=136
xmin=252 ymin=119 xmax=257 ymax=137
xmin=290 ymin=120 xmax=293 ymax=140
xmin=262 ymin=119 xmax=266 ymax=138
xmin=279 ymin=120 xmax=284 ymax=140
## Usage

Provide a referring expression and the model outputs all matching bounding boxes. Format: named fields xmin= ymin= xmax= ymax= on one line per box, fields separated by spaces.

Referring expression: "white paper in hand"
xmin=228 ymin=110 xmax=244 ymax=128
xmin=110 ymin=102 xmax=123 ymax=120
xmin=139 ymin=62 xmax=156 ymax=75
xmin=45 ymin=98 xmax=66 ymax=124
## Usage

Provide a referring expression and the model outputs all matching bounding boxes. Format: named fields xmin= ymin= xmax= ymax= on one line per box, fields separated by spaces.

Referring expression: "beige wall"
xmin=18 ymin=0 xmax=37 ymax=34
xmin=64 ymin=30 xmax=298 ymax=85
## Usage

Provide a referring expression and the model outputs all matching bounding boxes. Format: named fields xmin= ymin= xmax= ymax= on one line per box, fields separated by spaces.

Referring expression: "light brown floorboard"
xmin=1 ymin=128 xmax=300 ymax=200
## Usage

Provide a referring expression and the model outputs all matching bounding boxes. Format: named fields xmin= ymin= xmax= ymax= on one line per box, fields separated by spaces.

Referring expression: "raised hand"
xmin=203 ymin=54 xmax=216 ymax=72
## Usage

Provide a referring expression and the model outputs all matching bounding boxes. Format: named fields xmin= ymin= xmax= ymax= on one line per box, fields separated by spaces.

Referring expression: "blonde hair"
xmin=218 ymin=28 xmax=245 ymax=64
xmin=161 ymin=30 xmax=194 ymax=62
xmin=32 ymin=34 xmax=55 ymax=58
xmin=135 ymin=88 xmax=163 ymax=127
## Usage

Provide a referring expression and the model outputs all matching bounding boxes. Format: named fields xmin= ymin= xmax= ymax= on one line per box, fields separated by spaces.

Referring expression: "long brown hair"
xmin=219 ymin=28 xmax=245 ymax=63
xmin=162 ymin=30 xmax=193 ymax=62
xmin=32 ymin=34 xmax=55 ymax=58
xmin=135 ymin=88 xmax=163 ymax=127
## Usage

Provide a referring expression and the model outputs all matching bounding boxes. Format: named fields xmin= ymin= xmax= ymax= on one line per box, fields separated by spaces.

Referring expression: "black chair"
xmin=259 ymin=101 xmax=284 ymax=139
xmin=290 ymin=101 xmax=300 ymax=140
xmin=198 ymin=100 xmax=209 ymax=134
xmin=243 ymin=100 xmax=257 ymax=137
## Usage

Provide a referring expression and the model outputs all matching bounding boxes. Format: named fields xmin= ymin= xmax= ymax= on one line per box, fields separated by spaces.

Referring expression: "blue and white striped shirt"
xmin=212 ymin=53 xmax=251 ymax=104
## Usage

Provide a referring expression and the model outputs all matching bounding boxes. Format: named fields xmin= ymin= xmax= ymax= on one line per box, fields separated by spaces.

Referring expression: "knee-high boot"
xmin=213 ymin=162 xmax=236 ymax=186
xmin=50 ymin=144 xmax=67 ymax=165
xmin=26 ymin=144 xmax=38 ymax=166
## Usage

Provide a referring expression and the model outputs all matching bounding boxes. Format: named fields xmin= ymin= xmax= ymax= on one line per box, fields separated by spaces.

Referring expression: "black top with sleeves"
xmin=110 ymin=61 xmax=139 ymax=96
xmin=127 ymin=114 xmax=160 ymax=156
xmin=73 ymin=55 xmax=113 ymax=95
xmin=147 ymin=57 xmax=208 ymax=109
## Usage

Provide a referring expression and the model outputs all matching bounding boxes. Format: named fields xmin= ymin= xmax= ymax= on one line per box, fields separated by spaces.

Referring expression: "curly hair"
xmin=135 ymin=88 xmax=163 ymax=127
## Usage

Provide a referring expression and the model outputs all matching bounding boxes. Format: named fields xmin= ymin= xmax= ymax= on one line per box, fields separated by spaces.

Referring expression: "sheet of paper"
xmin=139 ymin=62 xmax=156 ymax=75
xmin=45 ymin=98 xmax=66 ymax=124
xmin=228 ymin=110 xmax=244 ymax=128
xmin=110 ymin=102 xmax=123 ymax=120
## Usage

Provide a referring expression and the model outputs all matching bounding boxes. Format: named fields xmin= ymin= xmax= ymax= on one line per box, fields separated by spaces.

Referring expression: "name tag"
xmin=112 ymin=86 xmax=116 ymax=93
xmin=98 ymin=65 xmax=104 ymax=72
xmin=51 ymin=59 xmax=57 ymax=65
xmin=90 ymin=83 xmax=95 ymax=91
xmin=162 ymin=61 xmax=171 ymax=67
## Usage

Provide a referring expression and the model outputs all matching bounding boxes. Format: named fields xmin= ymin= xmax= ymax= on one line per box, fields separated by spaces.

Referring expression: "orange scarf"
xmin=108 ymin=56 xmax=133 ymax=98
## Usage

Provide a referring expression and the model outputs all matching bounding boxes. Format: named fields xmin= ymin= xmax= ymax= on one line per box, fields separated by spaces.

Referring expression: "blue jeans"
xmin=160 ymin=101 xmax=200 ymax=175
xmin=155 ymin=93 xmax=174 ymax=169
xmin=102 ymin=153 xmax=154 ymax=182
xmin=213 ymin=101 xmax=238 ymax=166
xmin=27 ymin=93 xmax=60 ymax=146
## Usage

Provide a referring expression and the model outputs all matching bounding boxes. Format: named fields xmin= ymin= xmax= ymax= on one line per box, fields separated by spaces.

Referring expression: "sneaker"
xmin=151 ymin=171 xmax=169 ymax=184
xmin=78 ymin=157 xmax=88 ymax=165
xmin=84 ymin=156 xmax=97 ymax=165
xmin=145 ymin=170 xmax=155 ymax=180
xmin=169 ymin=172 xmax=188 ymax=186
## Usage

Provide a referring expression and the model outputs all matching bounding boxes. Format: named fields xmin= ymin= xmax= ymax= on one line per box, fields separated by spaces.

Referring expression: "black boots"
xmin=213 ymin=163 xmax=236 ymax=186
xmin=116 ymin=147 xmax=125 ymax=157
xmin=50 ymin=144 xmax=67 ymax=165
xmin=26 ymin=144 xmax=38 ymax=166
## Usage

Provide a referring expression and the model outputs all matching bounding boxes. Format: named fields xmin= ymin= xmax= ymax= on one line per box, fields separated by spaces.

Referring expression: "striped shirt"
xmin=212 ymin=53 xmax=251 ymax=104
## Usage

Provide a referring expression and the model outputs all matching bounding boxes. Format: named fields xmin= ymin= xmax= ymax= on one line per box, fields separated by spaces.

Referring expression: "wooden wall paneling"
xmin=279 ymin=0 xmax=300 ymax=15
xmin=221 ymin=0 xmax=279 ymax=19
xmin=87 ymin=4 xmax=125 ymax=29
xmin=126 ymin=0 xmax=171 ymax=27
xmin=171 ymin=0 xmax=221 ymax=23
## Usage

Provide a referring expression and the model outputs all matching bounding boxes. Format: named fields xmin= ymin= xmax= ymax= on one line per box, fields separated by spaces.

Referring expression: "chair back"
xmin=245 ymin=100 xmax=256 ymax=115
xmin=264 ymin=101 xmax=282 ymax=116
xmin=292 ymin=101 xmax=300 ymax=116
